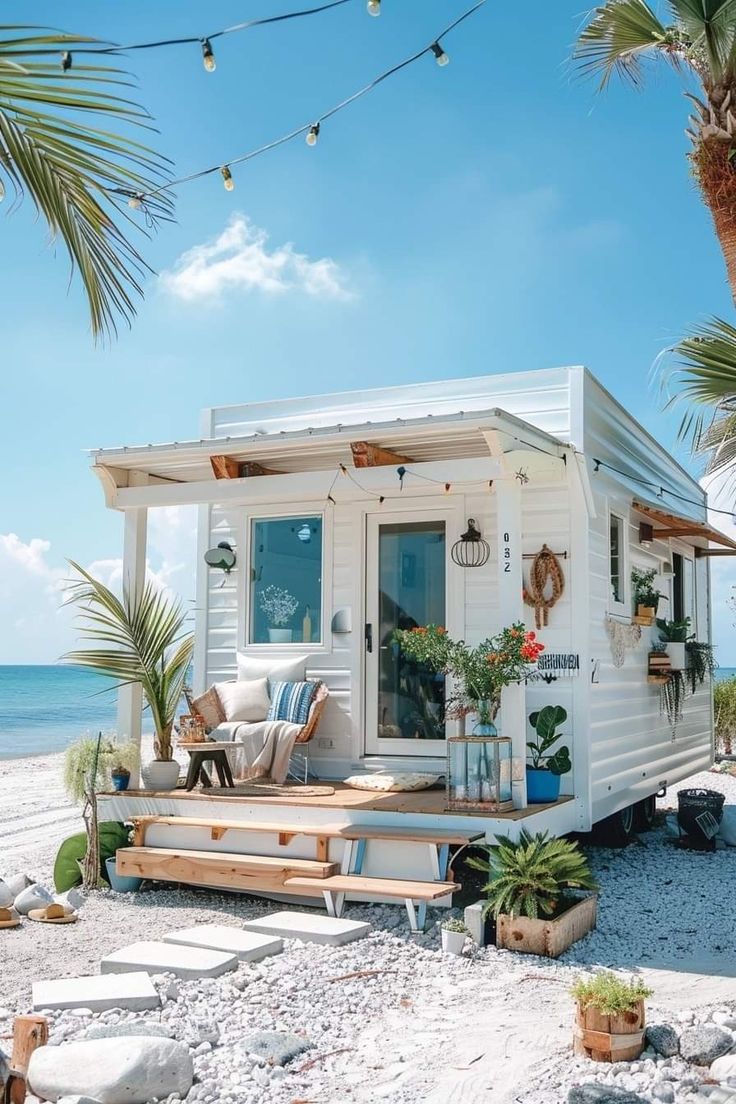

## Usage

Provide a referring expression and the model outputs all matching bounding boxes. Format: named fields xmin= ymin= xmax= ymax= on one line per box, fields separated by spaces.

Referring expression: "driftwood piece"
xmin=573 ymin=1000 xmax=646 ymax=1062
xmin=7 ymin=1015 xmax=48 ymax=1104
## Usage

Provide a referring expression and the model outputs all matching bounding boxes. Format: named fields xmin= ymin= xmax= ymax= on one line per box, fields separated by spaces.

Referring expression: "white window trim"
xmin=239 ymin=505 xmax=331 ymax=652
xmin=670 ymin=538 xmax=697 ymax=636
xmin=607 ymin=503 xmax=630 ymax=617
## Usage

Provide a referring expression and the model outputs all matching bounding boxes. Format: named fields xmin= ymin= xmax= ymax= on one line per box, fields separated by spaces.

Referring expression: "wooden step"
xmin=117 ymin=846 xmax=337 ymax=892
xmin=284 ymin=874 xmax=460 ymax=901
xmin=338 ymin=826 xmax=483 ymax=845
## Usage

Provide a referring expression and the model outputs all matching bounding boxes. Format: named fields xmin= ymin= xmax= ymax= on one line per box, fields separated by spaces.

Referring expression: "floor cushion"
xmin=190 ymin=686 xmax=226 ymax=731
xmin=236 ymin=653 xmax=307 ymax=687
xmin=343 ymin=772 xmax=440 ymax=793
xmin=216 ymin=678 xmax=271 ymax=723
xmin=267 ymin=681 xmax=319 ymax=725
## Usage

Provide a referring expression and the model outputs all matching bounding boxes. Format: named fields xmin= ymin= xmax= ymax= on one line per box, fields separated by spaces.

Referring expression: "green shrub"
xmin=467 ymin=830 xmax=597 ymax=920
xmin=571 ymin=971 xmax=652 ymax=1014
xmin=715 ymin=677 xmax=736 ymax=756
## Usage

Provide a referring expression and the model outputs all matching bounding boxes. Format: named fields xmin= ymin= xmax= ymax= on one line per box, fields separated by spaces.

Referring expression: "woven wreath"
xmin=523 ymin=544 xmax=565 ymax=630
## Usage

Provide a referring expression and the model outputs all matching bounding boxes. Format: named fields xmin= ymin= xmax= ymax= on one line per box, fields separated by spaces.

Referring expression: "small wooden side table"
xmin=181 ymin=742 xmax=236 ymax=792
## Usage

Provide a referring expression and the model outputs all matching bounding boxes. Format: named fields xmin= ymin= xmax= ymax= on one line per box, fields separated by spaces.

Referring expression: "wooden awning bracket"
xmin=210 ymin=456 xmax=281 ymax=479
xmin=350 ymin=441 xmax=415 ymax=468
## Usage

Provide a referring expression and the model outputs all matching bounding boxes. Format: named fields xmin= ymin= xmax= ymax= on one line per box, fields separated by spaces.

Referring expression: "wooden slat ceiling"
xmin=633 ymin=499 xmax=736 ymax=552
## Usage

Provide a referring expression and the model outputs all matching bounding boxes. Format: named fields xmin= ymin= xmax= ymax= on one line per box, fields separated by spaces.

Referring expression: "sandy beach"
xmin=2 ymin=756 xmax=736 ymax=1102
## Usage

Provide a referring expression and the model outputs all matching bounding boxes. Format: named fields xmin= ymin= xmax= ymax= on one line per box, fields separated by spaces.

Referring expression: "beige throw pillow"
xmin=190 ymin=686 xmax=226 ymax=731
xmin=344 ymin=772 xmax=439 ymax=793
xmin=236 ymin=653 xmax=307 ymax=686
xmin=215 ymin=678 xmax=271 ymax=722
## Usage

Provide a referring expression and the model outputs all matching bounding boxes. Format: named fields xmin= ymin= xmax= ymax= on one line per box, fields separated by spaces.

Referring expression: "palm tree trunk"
xmin=695 ymin=138 xmax=736 ymax=303
xmin=154 ymin=721 xmax=174 ymax=762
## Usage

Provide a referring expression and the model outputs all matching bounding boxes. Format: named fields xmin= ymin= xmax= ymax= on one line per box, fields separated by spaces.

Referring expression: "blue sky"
xmin=1 ymin=0 xmax=735 ymax=662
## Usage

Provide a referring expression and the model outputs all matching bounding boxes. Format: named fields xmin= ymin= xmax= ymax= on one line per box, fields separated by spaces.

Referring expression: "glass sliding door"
xmin=365 ymin=514 xmax=448 ymax=757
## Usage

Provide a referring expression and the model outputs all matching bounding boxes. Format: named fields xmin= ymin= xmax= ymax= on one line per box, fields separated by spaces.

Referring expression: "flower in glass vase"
xmin=259 ymin=585 xmax=299 ymax=643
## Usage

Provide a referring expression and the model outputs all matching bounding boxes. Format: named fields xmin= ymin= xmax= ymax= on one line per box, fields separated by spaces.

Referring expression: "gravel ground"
xmin=2 ymin=766 xmax=736 ymax=1103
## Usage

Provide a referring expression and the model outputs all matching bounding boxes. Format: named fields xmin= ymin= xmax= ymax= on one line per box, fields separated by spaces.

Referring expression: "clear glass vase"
xmin=472 ymin=698 xmax=500 ymax=737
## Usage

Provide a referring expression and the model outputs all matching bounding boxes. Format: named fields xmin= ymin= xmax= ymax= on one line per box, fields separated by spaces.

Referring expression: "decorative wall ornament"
xmin=523 ymin=544 xmax=565 ymax=629
xmin=530 ymin=653 xmax=581 ymax=681
xmin=451 ymin=518 xmax=490 ymax=568
xmin=604 ymin=615 xmax=641 ymax=668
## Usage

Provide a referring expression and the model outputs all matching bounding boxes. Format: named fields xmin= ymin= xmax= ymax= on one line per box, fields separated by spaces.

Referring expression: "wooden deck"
xmin=113 ymin=783 xmax=573 ymax=820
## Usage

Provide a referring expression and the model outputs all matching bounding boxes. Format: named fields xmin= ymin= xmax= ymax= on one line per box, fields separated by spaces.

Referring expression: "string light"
xmin=201 ymin=38 xmax=216 ymax=72
xmin=61 ymin=50 xmax=72 ymax=71
xmin=220 ymin=166 xmax=234 ymax=191
xmin=431 ymin=41 xmax=449 ymax=67
xmin=306 ymin=123 xmax=320 ymax=146
xmin=367 ymin=0 xmax=381 ymax=15
xmin=591 ymin=457 xmax=736 ymax=522
xmin=117 ymin=0 xmax=487 ymax=206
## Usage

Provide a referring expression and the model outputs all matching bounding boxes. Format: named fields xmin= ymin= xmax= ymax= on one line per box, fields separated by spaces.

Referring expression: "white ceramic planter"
xmin=268 ymin=628 xmax=293 ymax=644
xmin=441 ymin=928 xmax=467 ymax=955
xmin=140 ymin=759 xmax=180 ymax=791
xmin=664 ymin=642 xmax=686 ymax=670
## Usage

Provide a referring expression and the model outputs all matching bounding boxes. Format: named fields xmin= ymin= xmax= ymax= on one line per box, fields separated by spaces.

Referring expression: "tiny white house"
xmin=93 ymin=366 xmax=735 ymax=875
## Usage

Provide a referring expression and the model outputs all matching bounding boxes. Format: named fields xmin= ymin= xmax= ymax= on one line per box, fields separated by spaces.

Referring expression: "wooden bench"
xmin=284 ymin=874 xmax=461 ymax=932
xmin=117 ymin=846 xmax=337 ymax=893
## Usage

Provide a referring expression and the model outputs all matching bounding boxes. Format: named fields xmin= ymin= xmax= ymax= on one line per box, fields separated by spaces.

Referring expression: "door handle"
xmin=365 ymin=623 xmax=373 ymax=653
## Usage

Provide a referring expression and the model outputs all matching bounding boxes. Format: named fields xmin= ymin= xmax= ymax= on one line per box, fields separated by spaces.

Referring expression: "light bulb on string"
xmin=201 ymin=38 xmax=216 ymax=72
xmin=367 ymin=0 xmax=381 ymax=16
xmin=221 ymin=165 xmax=234 ymax=191
xmin=430 ymin=41 xmax=449 ymax=66
xmin=61 ymin=51 xmax=72 ymax=71
xmin=444 ymin=483 xmax=451 ymax=494
xmin=306 ymin=123 xmax=320 ymax=147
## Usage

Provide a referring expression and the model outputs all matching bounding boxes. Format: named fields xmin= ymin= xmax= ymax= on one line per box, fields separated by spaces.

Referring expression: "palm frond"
xmin=574 ymin=0 xmax=673 ymax=87
xmin=475 ymin=830 xmax=597 ymax=919
xmin=0 ymin=28 xmax=173 ymax=340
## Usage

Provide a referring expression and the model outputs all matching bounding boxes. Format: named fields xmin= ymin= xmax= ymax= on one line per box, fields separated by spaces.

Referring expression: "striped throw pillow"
xmin=267 ymin=680 xmax=318 ymax=725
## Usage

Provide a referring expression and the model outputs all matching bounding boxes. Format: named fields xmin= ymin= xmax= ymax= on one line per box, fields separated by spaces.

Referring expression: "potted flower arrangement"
xmin=259 ymin=585 xmax=299 ymax=643
xmin=571 ymin=972 xmax=652 ymax=1062
xmin=393 ymin=622 xmax=545 ymax=732
xmin=631 ymin=567 xmax=666 ymax=625
xmin=440 ymin=917 xmax=469 ymax=955
xmin=656 ymin=617 xmax=691 ymax=670
xmin=64 ymin=562 xmax=194 ymax=792
xmin=526 ymin=705 xmax=572 ymax=804
xmin=468 ymin=830 xmax=597 ymax=958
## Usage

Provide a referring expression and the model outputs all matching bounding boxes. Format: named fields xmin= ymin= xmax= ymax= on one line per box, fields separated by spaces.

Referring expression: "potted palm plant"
xmin=468 ymin=830 xmax=598 ymax=958
xmin=656 ymin=617 xmax=691 ymax=670
xmin=526 ymin=705 xmax=572 ymax=804
xmin=63 ymin=562 xmax=194 ymax=791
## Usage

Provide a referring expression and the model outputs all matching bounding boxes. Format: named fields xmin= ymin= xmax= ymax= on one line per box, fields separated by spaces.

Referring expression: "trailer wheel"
xmin=597 ymin=803 xmax=636 ymax=847
xmin=633 ymin=795 xmax=656 ymax=832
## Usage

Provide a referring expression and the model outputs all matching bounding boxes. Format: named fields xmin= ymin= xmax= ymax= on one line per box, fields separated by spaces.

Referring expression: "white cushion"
xmin=343 ymin=772 xmax=439 ymax=793
xmin=236 ymin=653 xmax=307 ymax=686
xmin=215 ymin=678 xmax=271 ymax=722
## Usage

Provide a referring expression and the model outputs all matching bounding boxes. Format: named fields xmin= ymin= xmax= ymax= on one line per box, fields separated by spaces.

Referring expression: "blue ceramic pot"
xmin=105 ymin=855 xmax=142 ymax=893
xmin=111 ymin=772 xmax=130 ymax=792
xmin=526 ymin=768 xmax=561 ymax=805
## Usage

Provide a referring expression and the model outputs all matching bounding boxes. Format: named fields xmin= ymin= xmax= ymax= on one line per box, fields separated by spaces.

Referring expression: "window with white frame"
xmin=609 ymin=510 xmax=627 ymax=611
xmin=672 ymin=550 xmax=696 ymax=632
xmin=249 ymin=515 xmax=323 ymax=645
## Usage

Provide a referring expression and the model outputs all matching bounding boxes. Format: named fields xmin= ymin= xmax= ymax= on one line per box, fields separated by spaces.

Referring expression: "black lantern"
xmin=204 ymin=541 xmax=236 ymax=574
xmin=451 ymin=518 xmax=490 ymax=568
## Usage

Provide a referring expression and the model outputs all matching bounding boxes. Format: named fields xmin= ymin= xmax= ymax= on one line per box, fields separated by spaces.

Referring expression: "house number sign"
xmin=502 ymin=531 xmax=511 ymax=573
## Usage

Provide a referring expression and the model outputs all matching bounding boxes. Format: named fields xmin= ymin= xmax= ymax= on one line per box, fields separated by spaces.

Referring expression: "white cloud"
xmin=160 ymin=214 xmax=352 ymax=303
xmin=0 ymin=505 xmax=198 ymax=664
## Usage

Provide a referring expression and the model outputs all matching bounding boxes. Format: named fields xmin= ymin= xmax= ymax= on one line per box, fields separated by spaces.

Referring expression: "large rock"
xmin=0 ymin=879 xmax=14 ymax=908
xmin=646 ymin=1024 xmax=680 ymax=1058
xmin=4 ymin=873 xmax=32 ymax=897
xmin=711 ymin=1053 xmax=736 ymax=1082
xmin=568 ymin=1086 xmax=647 ymax=1104
xmin=27 ymin=1036 xmax=193 ymax=1103
xmin=244 ymin=1031 xmax=313 ymax=1066
xmin=14 ymin=883 xmax=53 ymax=915
xmin=680 ymin=1025 xmax=733 ymax=1066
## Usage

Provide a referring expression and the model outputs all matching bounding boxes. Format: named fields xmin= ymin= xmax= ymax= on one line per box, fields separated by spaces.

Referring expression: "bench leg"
xmin=404 ymin=900 xmax=427 ymax=933
xmin=322 ymin=891 xmax=337 ymax=918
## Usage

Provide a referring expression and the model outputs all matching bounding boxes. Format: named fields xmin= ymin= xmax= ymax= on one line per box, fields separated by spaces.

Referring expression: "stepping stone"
xmin=32 ymin=971 xmax=159 ymax=1013
xmin=162 ymin=924 xmax=283 ymax=962
xmin=243 ymin=910 xmax=370 ymax=946
xmin=100 ymin=940 xmax=237 ymax=979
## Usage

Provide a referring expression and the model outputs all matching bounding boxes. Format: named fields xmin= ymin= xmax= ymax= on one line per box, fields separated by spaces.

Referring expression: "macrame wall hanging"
xmin=523 ymin=544 xmax=565 ymax=629
xmin=605 ymin=614 xmax=642 ymax=669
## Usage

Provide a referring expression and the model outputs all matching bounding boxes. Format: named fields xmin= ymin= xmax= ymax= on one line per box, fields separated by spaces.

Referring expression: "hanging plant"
xmin=660 ymin=670 xmax=687 ymax=733
xmin=685 ymin=641 xmax=716 ymax=694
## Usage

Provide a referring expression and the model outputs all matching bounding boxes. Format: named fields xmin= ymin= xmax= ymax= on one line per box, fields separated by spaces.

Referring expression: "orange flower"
xmin=436 ymin=626 xmax=447 ymax=635
xmin=411 ymin=627 xmax=427 ymax=635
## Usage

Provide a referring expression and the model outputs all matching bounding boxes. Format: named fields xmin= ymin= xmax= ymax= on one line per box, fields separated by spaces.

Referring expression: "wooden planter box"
xmin=496 ymin=894 xmax=597 ymax=959
xmin=573 ymin=999 xmax=646 ymax=1062
xmin=633 ymin=604 xmax=656 ymax=626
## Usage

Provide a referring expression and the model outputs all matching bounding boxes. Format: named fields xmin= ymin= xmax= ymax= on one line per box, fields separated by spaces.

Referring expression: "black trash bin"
xmin=677 ymin=788 xmax=725 ymax=847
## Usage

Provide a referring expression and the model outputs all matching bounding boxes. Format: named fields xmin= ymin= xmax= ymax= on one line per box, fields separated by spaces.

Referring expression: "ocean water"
xmin=0 ymin=666 xmax=119 ymax=760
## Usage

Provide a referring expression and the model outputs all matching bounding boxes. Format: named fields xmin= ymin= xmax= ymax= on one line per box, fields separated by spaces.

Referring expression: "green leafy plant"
xmin=53 ymin=822 xmax=130 ymax=893
xmin=571 ymin=972 xmax=652 ymax=1015
xmin=656 ymin=617 xmax=691 ymax=643
xmin=631 ymin=568 xmax=666 ymax=610
xmin=660 ymin=669 xmax=687 ymax=730
xmin=467 ymin=830 xmax=597 ymax=921
xmin=440 ymin=917 xmax=468 ymax=933
xmin=685 ymin=641 xmax=716 ymax=694
xmin=0 ymin=27 xmax=173 ymax=340
xmin=63 ymin=562 xmax=194 ymax=762
xmin=527 ymin=706 xmax=572 ymax=775
xmin=715 ymin=676 xmax=736 ymax=755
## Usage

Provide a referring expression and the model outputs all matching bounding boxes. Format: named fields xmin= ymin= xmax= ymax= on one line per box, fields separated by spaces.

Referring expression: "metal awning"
xmin=633 ymin=499 xmax=736 ymax=554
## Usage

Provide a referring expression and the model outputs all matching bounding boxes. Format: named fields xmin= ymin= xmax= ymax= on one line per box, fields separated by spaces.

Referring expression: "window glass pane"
xmin=672 ymin=552 xmax=684 ymax=622
xmin=610 ymin=514 xmax=623 ymax=603
xmin=250 ymin=516 xmax=322 ymax=644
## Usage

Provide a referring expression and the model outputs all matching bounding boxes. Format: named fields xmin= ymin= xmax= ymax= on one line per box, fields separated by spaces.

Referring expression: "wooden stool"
xmin=181 ymin=743 xmax=235 ymax=792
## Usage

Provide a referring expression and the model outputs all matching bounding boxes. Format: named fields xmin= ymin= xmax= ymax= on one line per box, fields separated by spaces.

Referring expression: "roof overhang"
xmin=633 ymin=499 xmax=736 ymax=554
xmin=90 ymin=408 xmax=570 ymax=510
